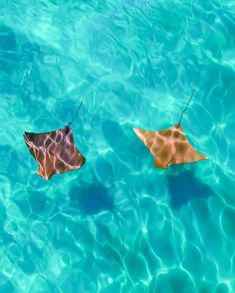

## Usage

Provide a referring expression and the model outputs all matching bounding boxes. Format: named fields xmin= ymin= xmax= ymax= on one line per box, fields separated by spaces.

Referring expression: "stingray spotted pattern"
xmin=134 ymin=124 xmax=207 ymax=169
xmin=24 ymin=126 xmax=85 ymax=179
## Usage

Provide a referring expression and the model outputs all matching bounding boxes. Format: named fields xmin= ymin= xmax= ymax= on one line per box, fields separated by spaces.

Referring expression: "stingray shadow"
xmin=167 ymin=170 xmax=215 ymax=209
xmin=69 ymin=182 xmax=114 ymax=215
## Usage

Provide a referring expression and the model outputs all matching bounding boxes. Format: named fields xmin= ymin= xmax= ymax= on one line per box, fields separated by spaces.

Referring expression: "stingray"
xmin=24 ymin=98 xmax=85 ymax=179
xmin=133 ymin=89 xmax=208 ymax=169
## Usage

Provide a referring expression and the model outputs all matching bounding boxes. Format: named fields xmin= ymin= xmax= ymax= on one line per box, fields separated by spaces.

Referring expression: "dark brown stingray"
xmin=24 ymin=126 xmax=85 ymax=180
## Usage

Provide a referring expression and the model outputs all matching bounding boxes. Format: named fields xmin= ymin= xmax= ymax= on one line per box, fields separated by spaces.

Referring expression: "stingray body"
xmin=24 ymin=126 xmax=85 ymax=179
xmin=133 ymin=124 xmax=207 ymax=169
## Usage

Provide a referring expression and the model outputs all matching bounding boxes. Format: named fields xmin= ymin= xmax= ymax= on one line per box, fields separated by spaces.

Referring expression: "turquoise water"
xmin=0 ymin=0 xmax=235 ymax=292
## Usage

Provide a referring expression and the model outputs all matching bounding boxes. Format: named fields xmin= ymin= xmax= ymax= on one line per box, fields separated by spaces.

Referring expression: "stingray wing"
xmin=133 ymin=125 xmax=207 ymax=169
xmin=24 ymin=126 xmax=85 ymax=179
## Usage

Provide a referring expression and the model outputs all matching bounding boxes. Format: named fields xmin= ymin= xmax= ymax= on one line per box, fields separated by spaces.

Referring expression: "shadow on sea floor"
xmin=167 ymin=169 xmax=216 ymax=209
xmin=69 ymin=181 xmax=114 ymax=216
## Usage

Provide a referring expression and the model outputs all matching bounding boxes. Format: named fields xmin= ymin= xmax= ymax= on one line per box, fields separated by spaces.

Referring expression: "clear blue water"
xmin=0 ymin=1 xmax=235 ymax=292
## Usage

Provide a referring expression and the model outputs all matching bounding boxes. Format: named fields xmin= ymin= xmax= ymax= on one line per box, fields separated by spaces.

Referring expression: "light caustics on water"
xmin=0 ymin=1 xmax=235 ymax=292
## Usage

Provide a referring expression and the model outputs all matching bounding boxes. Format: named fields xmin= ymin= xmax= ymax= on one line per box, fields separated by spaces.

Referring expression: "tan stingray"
xmin=133 ymin=89 xmax=208 ymax=169
xmin=133 ymin=124 xmax=207 ymax=169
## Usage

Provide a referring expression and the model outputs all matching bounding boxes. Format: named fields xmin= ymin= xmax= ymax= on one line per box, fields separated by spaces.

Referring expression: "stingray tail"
xmin=177 ymin=88 xmax=196 ymax=127
xmin=68 ymin=95 xmax=85 ymax=127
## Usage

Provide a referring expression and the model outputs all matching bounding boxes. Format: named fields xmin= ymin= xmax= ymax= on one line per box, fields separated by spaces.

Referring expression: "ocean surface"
xmin=0 ymin=0 xmax=235 ymax=292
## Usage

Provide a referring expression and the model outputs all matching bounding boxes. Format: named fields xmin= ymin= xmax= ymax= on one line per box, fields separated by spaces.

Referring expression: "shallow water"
xmin=0 ymin=0 xmax=235 ymax=292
